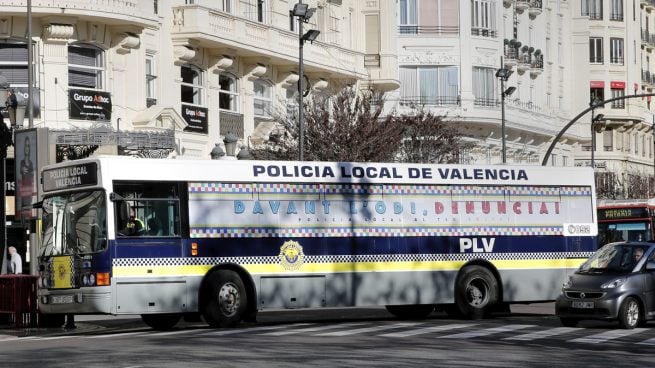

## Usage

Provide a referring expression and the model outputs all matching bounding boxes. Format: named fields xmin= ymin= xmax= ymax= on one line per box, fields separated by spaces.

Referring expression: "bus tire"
xmin=454 ymin=265 xmax=498 ymax=320
xmin=202 ymin=269 xmax=247 ymax=328
xmin=141 ymin=313 xmax=181 ymax=330
xmin=385 ymin=304 xmax=435 ymax=319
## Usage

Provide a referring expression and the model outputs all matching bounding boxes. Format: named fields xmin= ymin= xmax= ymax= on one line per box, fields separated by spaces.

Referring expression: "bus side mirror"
xmin=32 ymin=201 xmax=43 ymax=209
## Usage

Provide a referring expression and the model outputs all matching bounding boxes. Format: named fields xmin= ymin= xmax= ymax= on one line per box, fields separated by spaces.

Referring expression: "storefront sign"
xmin=69 ymin=89 xmax=112 ymax=121
xmin=181 ymin=104 xmax=208 ymax=134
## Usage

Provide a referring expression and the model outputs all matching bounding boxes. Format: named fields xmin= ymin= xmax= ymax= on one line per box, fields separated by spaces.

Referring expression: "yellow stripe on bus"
xmin=112 ymin=258 xmax=588 ymax=278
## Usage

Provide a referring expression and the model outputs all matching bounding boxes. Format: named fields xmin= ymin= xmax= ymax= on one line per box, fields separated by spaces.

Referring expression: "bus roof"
xmin=41 ymin=155 xmax=596 ymax=189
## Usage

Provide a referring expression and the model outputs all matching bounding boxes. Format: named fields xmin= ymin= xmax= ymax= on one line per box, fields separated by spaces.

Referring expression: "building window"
xmin=146 ymin=53 xmax=157 ymax=107
xmin=610 ymin=38 xmax=624 ymax=65
xmin=68 ymin=44 xmax=104 ymax=90
xmin=471 ymin=0 xmax=495 ymax=37
xmin=472 ymin=67 xmax=495 ymax=106
xmin=0 ymin=42 xmax=28 ymax=87
xmin=243 ymin=0 xmax=266 ymax=22
xmin=219 ymin=74 xmax=239 ymax=112
xmin=585 ymin=0 xmax=603 ymax=19
xmin=589 ymin=37 xmax=603 ymax=64
xmin=603 ymin=129 xmax=613 ymax=151
xmin=590 ymin=87 xmax=605 ymax=103
xmin=253 ymin=79 xmax=272 ymax=117
xmin=400 ymin=66 xmax=459 ymax=106
xmin=180 ymin=64 xmax=203 ymax=106
xmin=611 ymin=87 xmax=625 ymax=108
xmin=399 ymin=0 xmax=418 ymax=34
xmin=610 ymin=0 xmax=623 ymax=21
xmin=220 ymin=0 xmax=232 ymax=13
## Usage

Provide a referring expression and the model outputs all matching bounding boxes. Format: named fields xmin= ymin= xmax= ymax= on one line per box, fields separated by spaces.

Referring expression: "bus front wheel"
xmin=202 ymin=269 xmax=247 ymax=328
xmin=454 ymin=265 xmax=498 ymax=320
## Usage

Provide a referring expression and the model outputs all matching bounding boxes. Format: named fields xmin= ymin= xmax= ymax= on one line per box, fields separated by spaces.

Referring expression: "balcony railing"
xmin=219 ymin=111 xmax=244 ymax=139
xmin=589 ymin=12 xmax=603 ymax=20
xmin=474 ymin=98 xmax=497 ymax=107
xmin=400 ymin=96 xmax=460 ymax=107
xmin=471 ymin=28 xmax=498 ymax=37
xmin=398 ymin=25 xmax=459 ymax=35
xmin=610 ymin=12 xmax=624 ymax=21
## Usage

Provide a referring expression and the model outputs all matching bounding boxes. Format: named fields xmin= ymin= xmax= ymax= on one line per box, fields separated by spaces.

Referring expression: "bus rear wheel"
xmin=454 ymin=265 xmax=498 ymax=320
xmin=202 ymin=269 xmax=247 ymax=328
xmin=141 ymin=313 xmax=181 ymax=330
xmin=385 ymin=304 xmax=435 ymax=319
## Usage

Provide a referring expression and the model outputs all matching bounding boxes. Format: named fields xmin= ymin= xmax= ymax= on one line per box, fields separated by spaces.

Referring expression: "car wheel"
xmin=618 ymin=296 xmax=641 ymax=329
xmin=559 ymin=317 xmax=579 ymax=327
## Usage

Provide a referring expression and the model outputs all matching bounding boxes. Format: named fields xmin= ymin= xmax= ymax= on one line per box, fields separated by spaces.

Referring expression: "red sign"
xmin=610 ymin=81 xmax=626 ymax=89
xmin=590 ymin=80 xmax=605 ymax=88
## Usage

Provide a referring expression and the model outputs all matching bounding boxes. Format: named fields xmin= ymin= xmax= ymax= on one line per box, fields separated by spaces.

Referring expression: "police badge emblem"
xmin=279 ymin=240 xmax=305 ymax=271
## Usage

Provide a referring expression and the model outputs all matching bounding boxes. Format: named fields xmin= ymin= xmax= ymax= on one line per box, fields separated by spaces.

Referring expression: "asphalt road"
xmin=2 ymin=303 xmax=655 ymax=367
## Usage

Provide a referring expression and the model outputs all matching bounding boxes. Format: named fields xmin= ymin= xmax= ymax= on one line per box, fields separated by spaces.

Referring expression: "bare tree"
xmin=393 ymin=108 xmax=473 ymax=164
xmin=250 ymin=86 xmax=471 ymax=163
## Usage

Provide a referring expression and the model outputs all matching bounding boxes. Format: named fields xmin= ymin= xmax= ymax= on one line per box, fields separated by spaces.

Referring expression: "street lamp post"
xmin=495 ymin=57 xmax=515 ymax=164
xmin=292 ymin=1 xmax=319 ymax=162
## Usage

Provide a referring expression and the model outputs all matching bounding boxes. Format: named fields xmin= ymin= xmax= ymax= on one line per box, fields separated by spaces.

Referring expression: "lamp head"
xmin=302 ymin=29 xmax=321 ymax=43
xmin=495 ymin=68 xmax=513 ymax=80
xmin=504 ymin=86 xmax=517 ymax=97
xmin=292 ymin=3 xmax=309 ymax=17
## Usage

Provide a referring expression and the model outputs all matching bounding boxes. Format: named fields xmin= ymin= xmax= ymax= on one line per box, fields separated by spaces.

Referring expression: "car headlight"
xmin=562 ymin=277 xmax=572 ymax=289
xmin=601 ymin=278 xmax=627 ymax=289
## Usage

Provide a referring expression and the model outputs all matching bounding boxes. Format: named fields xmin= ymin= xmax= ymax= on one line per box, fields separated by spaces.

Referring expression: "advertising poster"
xmin=15 ymin=130 xmax=37 ymax=220
xmin=181 ymin=104 xmax=208 ymax=134
xmin=69 ymin=89 xmax=112 ymax=121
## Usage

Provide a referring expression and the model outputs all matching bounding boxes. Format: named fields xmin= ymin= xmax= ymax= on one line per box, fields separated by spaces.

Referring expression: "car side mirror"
xmin=646 ymin=261 xmax=655 ymax=272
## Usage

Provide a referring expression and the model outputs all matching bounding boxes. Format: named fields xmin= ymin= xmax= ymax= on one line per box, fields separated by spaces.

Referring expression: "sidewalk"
xmin=0 ymin=314 xmax=147 ymax=338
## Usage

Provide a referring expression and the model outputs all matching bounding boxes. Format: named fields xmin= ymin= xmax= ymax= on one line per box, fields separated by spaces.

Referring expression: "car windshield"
xmin=39 ymin=190 xmax=107 ymax=257
xmin=578 ymin=243 xmax=648 ymax=274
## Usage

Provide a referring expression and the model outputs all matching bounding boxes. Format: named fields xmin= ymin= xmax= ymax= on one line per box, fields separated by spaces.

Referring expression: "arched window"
xmin=219 ymin=74 xmax=239 ymax=111
xmin=180 ymin=64 xmax=203 ymax=106
xmin=68 ymin=44 xmax=105 ymax=90
xmin=253 ymin=79 xmax=272 ymax=117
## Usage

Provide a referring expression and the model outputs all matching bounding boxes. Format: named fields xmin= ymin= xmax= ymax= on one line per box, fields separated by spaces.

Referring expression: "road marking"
xmin=261 ymin=323 xmax=365 ymax=336
xmin=441 ymin=324 xmax=535 ymax=339
xmin=568 ymin=328 xmax=646 ymax=344
xmin=199 ymin=323 xmax=312 ymax=336
xmin=636 ymin=337 xmax=655 ymax=346
xmin=149 ymin=328 xmax=208 ymax=337
xmin=503 ymin=327 xmax=579 ymax=341
xmin=86 ymin=331 xmax=148 ymax=339
xmin=314 ymin=322 xmax=423 ymax=336
xmin=379 ymin=323 xmax=476 ymax=337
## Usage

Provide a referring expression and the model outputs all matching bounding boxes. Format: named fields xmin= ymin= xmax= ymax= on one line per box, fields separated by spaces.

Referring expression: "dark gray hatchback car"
xmin=556 ymin=242 xmax=655 ymax=329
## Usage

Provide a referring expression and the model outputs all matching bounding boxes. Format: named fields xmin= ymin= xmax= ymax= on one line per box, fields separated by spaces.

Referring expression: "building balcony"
xmin=515 ymin=0 xmax=529 ymax=13
xmin=171 ymin=5 xmax=366 ymax=80
xmin=219 ymin=111 xmax=244 ymax=139
xmin=4 ymin=0 xmax=158 ymax=28
xmin=530 ymin=54 xmax=544 ymax=78
xmin=516 ymin=53 xmax=531 ymax=74
xmin=528 ymin=0 xmax=543 ymax=19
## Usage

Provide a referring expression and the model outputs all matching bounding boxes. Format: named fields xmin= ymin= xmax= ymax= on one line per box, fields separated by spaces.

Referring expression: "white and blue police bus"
xmin=35 ymin=156 xmax=597 ymax=329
